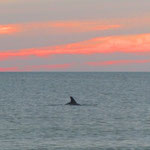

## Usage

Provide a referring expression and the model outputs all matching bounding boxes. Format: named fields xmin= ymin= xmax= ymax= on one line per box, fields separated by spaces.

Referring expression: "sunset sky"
xmin=0 ymin=0 xmax=150 ymax=71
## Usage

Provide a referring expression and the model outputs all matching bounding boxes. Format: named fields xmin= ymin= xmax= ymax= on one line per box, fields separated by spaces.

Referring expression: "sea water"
xmin=0 ymin=72 xmax=150 ymax=150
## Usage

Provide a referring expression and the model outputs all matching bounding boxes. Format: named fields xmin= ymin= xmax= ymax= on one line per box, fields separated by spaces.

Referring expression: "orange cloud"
xmin=0 ymin=33 xmax=150 ymax=60
xmin=87 ymin=59 xmax=150 ymax=66
xmin=0 ymin=24 xmax=21 ymax=35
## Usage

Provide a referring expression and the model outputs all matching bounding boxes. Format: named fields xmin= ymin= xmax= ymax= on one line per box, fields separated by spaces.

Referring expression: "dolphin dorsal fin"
xmin=70 ymin=96 xmax=77 ymax=104
xmin=66 ymin=96 xmax=80 ymax=105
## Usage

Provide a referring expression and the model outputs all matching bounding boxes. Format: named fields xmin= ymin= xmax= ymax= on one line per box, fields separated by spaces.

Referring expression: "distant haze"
xmin=0 ymin=0 xmax=150 ymax=71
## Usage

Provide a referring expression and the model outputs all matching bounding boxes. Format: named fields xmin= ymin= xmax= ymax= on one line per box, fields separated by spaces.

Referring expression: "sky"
xmin=0 ymin=0 xmax=150 ymax=71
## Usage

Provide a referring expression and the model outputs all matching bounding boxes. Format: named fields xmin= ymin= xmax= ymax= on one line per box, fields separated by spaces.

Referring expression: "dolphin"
xmin=66 ymin=96 xmax=80 ymax=105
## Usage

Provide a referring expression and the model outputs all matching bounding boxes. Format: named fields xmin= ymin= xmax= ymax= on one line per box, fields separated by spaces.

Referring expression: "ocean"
xmin=0 ymin=72 xmax=150 ymax=150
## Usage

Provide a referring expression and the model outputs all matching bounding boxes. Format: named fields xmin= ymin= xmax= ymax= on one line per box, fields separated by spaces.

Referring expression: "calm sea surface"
xmin=0 ymin=72 xmax=150 ymax=150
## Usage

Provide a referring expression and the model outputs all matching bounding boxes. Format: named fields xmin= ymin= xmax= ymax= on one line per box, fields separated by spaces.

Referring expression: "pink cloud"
xmin=0 ymin=67 xmax=19 ymax=72
xmin=0 ymin=24 xmax=21 ymax=35
xmin=25 ymin=64 xmax=71 ymax=71
xmin=1 ymin=15 xmax=150 ymax=35
xmin=87 ymin=59 xmax=150 ymax=66
xmin=0 ymin=20 xmax=121 ymax=35
xmin=47 ymin=21 xmax=121 ymax=32
xmin=0 ymin=33 xmax=150 ymax=61
xmin=0 ymin=64 xmax=71 ymax=72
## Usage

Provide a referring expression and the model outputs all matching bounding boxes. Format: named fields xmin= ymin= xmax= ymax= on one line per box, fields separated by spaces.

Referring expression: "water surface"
xmin=0 ymin=72 xmax=150 ymax=150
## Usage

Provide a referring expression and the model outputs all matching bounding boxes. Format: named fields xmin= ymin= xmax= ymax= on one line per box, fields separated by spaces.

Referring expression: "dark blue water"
xmin=0 ymin=72 xmax=150 ymax=150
